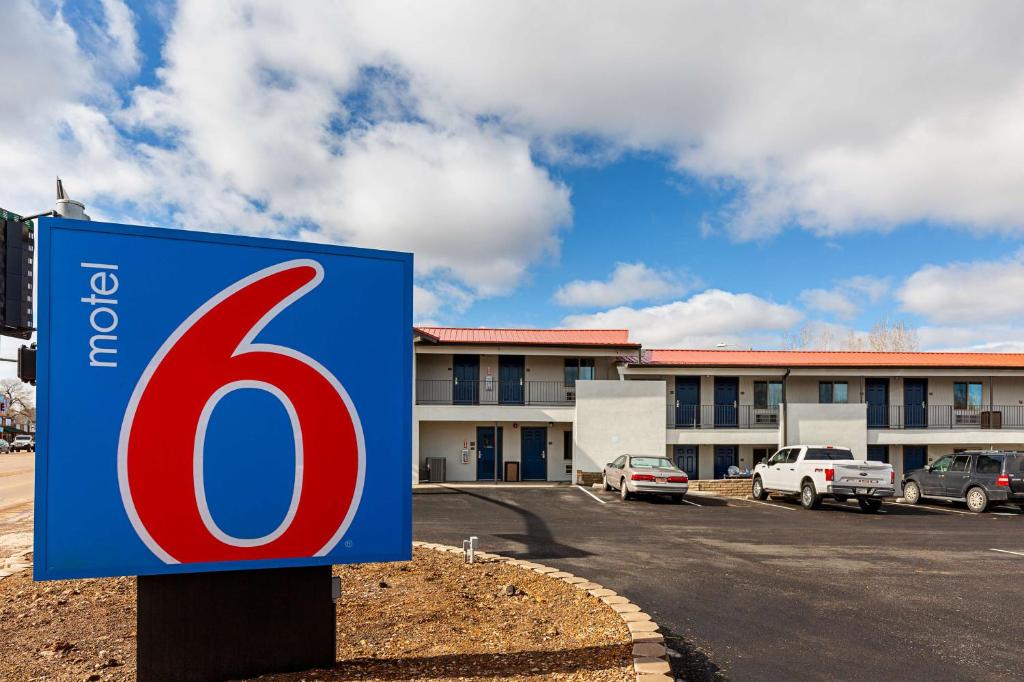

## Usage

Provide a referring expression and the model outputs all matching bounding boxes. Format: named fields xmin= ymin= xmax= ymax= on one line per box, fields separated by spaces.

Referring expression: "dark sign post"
xmin=34 ymin=218 xmax=412 ymax=681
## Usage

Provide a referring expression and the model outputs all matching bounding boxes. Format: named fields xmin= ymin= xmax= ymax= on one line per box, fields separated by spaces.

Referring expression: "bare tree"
xmin=867 ymin=317 xmax=919 ymax=351
xmin=784 ymin=319 xmax=917 ymax=351
xmin=783 ymin=323 xmax=842 ymax=351
xmin=0 ymin=379 xmax=33 ymax=413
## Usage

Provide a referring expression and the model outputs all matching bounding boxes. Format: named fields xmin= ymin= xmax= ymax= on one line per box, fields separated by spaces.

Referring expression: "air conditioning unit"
xmin=981 ymin=411 xmax=1003 ymax=429
xmin=755 ymin=411 xmax=779 ymax=425
xmin=425 ymin=457 xmax=446 ymax=483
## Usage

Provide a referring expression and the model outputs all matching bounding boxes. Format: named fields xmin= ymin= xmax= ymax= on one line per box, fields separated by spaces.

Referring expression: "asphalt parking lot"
xmin=414 ymin=484 xmax=1024 ymax=681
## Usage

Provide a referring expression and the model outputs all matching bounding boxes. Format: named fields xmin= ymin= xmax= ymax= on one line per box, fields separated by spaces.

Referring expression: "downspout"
xmin=780 ymin=368 xmax=791 ymax=447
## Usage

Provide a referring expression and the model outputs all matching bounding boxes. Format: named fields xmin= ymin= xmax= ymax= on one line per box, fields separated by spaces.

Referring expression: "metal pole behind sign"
xmin=137 ymin=566 xmax=336 ymax=682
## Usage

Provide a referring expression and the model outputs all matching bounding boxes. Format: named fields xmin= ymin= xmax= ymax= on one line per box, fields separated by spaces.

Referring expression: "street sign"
xmin=34 ymin=217 xmax=412 ymax=580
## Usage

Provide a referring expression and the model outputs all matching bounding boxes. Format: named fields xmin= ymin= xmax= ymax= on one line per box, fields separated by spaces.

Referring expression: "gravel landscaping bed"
xmin=0 ymin=547 xmax=633 ymax=681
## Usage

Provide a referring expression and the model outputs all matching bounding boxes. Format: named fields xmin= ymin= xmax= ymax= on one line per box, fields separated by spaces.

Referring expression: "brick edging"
xmin=413 ymin=541 xmax=672 ymax=681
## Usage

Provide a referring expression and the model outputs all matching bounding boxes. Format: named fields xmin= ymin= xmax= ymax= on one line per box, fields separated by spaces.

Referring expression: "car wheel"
xmin=965 ymin=486 xmax=989 ymax=513
xmin=902 ymin=481 xmax=921 ymax=505
xmin=620 ymin=479 xmax=632 ymax=501
xmin=858 ymin=497 xmax=883 ymax=513
xmin=603 ymin=475 xmax=612 ymax=491
xmin=800 ymin=481 xmax=821 ymax=509
xmin=751 ymin=476 xmax=768 ymax=501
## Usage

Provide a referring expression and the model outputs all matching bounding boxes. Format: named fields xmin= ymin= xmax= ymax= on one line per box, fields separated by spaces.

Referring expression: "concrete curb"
xmin=412 ymin=540 xmax=672 ymax=680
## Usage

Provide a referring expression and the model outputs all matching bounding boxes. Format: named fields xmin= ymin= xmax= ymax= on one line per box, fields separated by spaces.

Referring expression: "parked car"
xmin=0 ymin=439 xmax=9 ymax=454
xmin=11 ymin=435 xmax=34 ymax=452
xmin=603 ymin=455 xmax=689 ymax=502
xmin=902 ymin=450 xmax=1024 ymax=513
xmin=752 ymin=445 xmax=896 ymax=512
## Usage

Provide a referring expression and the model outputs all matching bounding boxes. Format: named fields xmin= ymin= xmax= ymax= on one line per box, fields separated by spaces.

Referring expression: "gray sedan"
xmin=603 ymin=455 xmax=690 ymax=502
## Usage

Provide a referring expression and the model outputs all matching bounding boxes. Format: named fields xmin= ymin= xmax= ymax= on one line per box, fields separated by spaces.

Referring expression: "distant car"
xmin=0 ymin=439 xmax=9 ymax=454
xmin=603 ymin=454 xmax=689 ymax=502
xmin=11 ymin=435 xmax=34 ymax=452
xmin=902 ymin=450 xmax=1024 ymax=513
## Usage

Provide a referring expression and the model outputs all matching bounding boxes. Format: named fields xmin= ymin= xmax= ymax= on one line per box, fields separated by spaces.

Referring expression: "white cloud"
xmin=100 ymin=0 xmax=141 ymax=74
xmin=798 ymin=289 xmax=859 ymax=320
xmin=9 ymin=0 xmax=1024 ymax=324
xmin=304 ymin=123 xmax=570 ymax=296
xmin=842 ymin=276 xmax=890 ymax=303
xmin=799 ymin=275 xmax=890 ymax=320
xmin=898 ymin=253 xmax=1024 ymax=324
xmin=554 ymin=262 xmax=692 ymax=307
xmin=0 ymin=0 xmax=570 ymax=321
xmin=918 ymin=325 xmax=1024 ymax=353
xmin=345 ymin=1 xmax=1024 ymax=239
xmin=562 ymin=289 xmax=802 ymax=348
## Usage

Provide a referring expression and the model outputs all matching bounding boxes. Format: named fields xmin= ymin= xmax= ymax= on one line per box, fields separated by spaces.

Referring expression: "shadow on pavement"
xmin=660 ymin=623 xmax=726 ymax=681
xmin=440 ymin=487 xmax=595 ymax=560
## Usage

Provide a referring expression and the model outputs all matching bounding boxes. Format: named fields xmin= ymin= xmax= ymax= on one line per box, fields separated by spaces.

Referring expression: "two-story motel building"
xmin=413 ymin=327 xmax=1024 ymax=486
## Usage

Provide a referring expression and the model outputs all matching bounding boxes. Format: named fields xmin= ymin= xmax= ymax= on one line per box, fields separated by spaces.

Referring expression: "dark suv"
xmin=902 ymin=450 xmax=1024 ymax=513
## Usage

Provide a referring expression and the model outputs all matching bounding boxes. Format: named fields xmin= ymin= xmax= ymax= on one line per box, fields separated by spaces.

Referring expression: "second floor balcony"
xmin=416 ymin=379 xmax=576 ymax=406
xmin=667 ymin=404 xmax=780 ymax=429
xmin=868 ymin=404 xmax=1024 ymax=429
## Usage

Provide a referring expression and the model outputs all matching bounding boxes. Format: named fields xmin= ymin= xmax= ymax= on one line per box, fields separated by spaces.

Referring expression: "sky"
xmin=5 ymin=0 xmax=1024 ymax=363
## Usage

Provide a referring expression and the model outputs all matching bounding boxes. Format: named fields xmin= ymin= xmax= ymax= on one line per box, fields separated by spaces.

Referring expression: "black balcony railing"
xmin=667 ymin=404 xmax=780 ymax=429
xmin=868 ymin=405 xmax=1024 ymax=429
xmin=416 ymin=379 xmax=577 ymax=406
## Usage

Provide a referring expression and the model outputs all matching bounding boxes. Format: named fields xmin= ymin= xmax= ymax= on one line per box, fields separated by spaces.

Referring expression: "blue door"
xmin=674 ymin=377 xmax=700 ymax=427
xmin=714 ymin=378 xmax=739 ymax=428
xmin=866 ymin=379 xmax=889 ymax=427
xmin=714 ymin=446 xmax=736 ymax=478
xmin=476 ymin=426 xmax=503 ymax=480
xmin=453 ymin=355 xmax=479 ymax=405
xmin=674 ymin=445 xmax=699 ymax=479
xmin=903 ymin=445 xmax=927 ymax=472
xmin=521 ymin=427 xmax=547 ymax=480
xmin=867 ymin=445 xmax=889 ymax=463
xmin=499 ymin=355 xmax=525 ymax=405
xmin=904 ymin=379 xmax=927 ymax=428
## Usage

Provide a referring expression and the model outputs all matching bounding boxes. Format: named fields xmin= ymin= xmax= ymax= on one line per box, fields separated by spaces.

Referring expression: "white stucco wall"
xmin=784 ymin=403 xmax=868 ymax=460
xmin=416 ymin=420 xmax=573 ymax=482
xmin=573 ymin=380 xmax=666 ymax=473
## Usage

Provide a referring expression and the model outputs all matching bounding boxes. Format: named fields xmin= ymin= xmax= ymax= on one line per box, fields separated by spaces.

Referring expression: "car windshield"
xmin=630 ymin=457 xmax=674 ymax=469
xmin=803 ymin=448 xmax=855 ymax=461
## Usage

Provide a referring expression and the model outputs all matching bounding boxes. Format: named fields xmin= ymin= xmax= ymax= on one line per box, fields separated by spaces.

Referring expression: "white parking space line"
xmin=990 ymin=548 xmax=1024 ymax=557
xmin=576 ymin=485 xmax=607 ymax=504
xmin=893 ymin=502 xmax=978 ymax=516
xmin=743 ymin=499 xmax=796 ymax=511
xmin=679 ymin=497 xmax=702 ymax=507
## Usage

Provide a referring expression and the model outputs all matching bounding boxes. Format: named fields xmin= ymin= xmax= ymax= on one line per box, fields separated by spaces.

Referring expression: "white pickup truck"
xmin=751 ymin=445 xmax=895 ymax=512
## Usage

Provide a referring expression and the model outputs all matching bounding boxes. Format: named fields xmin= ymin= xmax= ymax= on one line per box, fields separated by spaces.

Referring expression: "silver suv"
xmin=11 ymin=435 xmax=34 ymax=452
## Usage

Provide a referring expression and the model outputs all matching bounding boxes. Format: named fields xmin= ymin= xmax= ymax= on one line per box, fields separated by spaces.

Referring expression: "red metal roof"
xmin=642 ymin=349 xmax=1024 ymax=369
xmin=414 ymin=327 xmax=638 ymax=348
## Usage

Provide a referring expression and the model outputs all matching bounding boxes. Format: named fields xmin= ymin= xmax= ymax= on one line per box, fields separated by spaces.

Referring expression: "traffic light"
xmin=0 ymin=218 xmax=34 ymax=339
xmin=17 ymin=343 xmax=36 ymax=385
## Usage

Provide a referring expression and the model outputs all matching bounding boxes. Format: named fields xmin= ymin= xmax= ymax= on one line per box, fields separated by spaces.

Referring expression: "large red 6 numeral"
xmin=118 ymin=259 xmax=364 ymax=564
